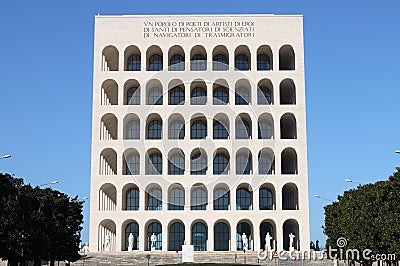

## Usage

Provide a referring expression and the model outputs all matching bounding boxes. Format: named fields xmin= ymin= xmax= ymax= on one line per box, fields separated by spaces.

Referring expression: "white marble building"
xmin=89 ymin=14 xmax=310 ymax=253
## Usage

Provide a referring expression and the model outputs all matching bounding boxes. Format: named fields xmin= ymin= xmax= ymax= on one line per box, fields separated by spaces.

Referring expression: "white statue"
xmin=265 ymin=232 xmax=273 ymax=251
xmin=289 ymin=233 xmax=295 ymax=251
xmin=83 ymin=243 xmax=89 ymax=253
xmin=105 ymin=234 xmax=111 ymax=251
xmin=128 ymin=233 xmax=134 ymax=252
xmin=150 ymin=233 xmax=157 ymax=251
xmin=241 ymin=233 xmax=248 ymax=251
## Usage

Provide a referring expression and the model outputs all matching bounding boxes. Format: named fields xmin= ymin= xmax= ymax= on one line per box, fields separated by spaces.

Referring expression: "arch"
xmin=257 ymin=45 xmax=273 ymax=71
xmin=282 ymin=183 xmax=299 ymax=210
xmin=100 ymin=113 xmax=117 ymax=140
xmin=168 ymin=149 xmax=185 ymax=175
xmin=236 ymin=220 xmax=253 ymax=250
xmin=147 ymin=45 xmax=163 ymax=71
xmin=281 ymin=113 xmax=297 ymax=139
xmin=258 ymin=148 xmax=275 ymax=175
xmin=281 ymin=148 xmax=298 ymax=174
xmin=168 ymin=221 xmax=185 ymax=251
xmin=213 ymin=148 xmax=230 ymax=175
xmin=146 ymin=220 xmax=162 ymax=250
xmin=146 ymin=79 xmax=163 ymax=105
xmin=99 ymin=183 xmax=116 ymax=211
xmin=212 ymin=45 xmax=229 ymax=71
xmin=236 ymin=183 xmax=253 ymax=210
xmin=260 ymin=220 xmax=276 ymax=250
xmin=168 ymin=45 xmax=185 ymax=71
xmin=259 ymin=183 xmax=275 ymax=210
xmin=190 ymin=79 xmax=207 ymax=105
xmin=213 ymin=80 xmax=229 ymax=105
xmin=214 ymin=220 xmax=230 ymax=251
xmin=122 ymin=220 xmax=139 ymax=251
xmin=99 ymin=148 xmax=117 ymax=175
xmin=168 ymin=183 xmax=185 ymax=210
xmin=146 ymin=114 xmax=162 ymax=139
xmin=213 ymin=183 xmax=230 ymax=210
xmin=258 ymin=113 xmax=274 ymax=140
xmin=190 ymin=45 xmax=207 ymax=71
xmin=191 ymin=183 xmax=207 ymax=210
xmin=234 ymin=45 xmax=251 ymax=71
xmin=168 ymin=79 xmax=185 ymax=105
xmin=283 ymin=219 xmax=299 ymax=251
xmin=146 ymin=148 xmax=163 ymax=175
xmin=122 ymin=183 xmax=139 ymax=211
xmin=257 ymin=79 xmax=273 ymax=105
xmin=98 ymin=219 xmax=116 ymax=251
xmin=280 ymin=78 xmax=296 ymax=105
xmin=235 ymin=113 xmax=252 ymax=139
xmin=235 ymin=79 xmax=251 ymax=105
xmin=124 ymin=45 xmax=141 ymax=71
xmin=124 ymin=79 xmax=140 ymax=105
xmin=102 ymin=45 xmax=118 ymax=71
xmin=190 ymin=115 xmax=207 ymax=139
xmin=146 ymin=184 xmax=162 ymax=210
xmin=191 ymin=221 xmax=208 ymax=251
xmin=190 ymin=148 xmax=207 ymax=175
xmin=279 ymin=45 xmax=295 ymax=71
xmin=213 ymin=113 xmax=230 ymax=139
xmin=168 ymin=113 xmax=185 ymax=139
xmin=236 ymin=148 xmax=252 ymax=175
xmin=123 ymin=148 xmax=140 ymax=175
xmin=124 ymin=114 xmax=140 ymax=140
xmin=101 ymin=79 xmax=118 ymax=105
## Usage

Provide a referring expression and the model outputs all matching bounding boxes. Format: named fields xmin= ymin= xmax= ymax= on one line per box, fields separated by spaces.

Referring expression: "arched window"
xmin=126 ymin=87 xmax=140 ymax=105
xmin=169 ymin=54 xmax=185 ymax=71
xmin=169 ymin=222 xmax=185 ymax=251
xmin=259 ymin=188 xmax=273 ymax=210
xmin=125 ymin=120 xmax=140 ymax=140
xmin=191 ymin=54 xmax=206 ymax=71
xmin=213 ymin=86 xmax=229 ymax=105
xmin=169 ymin=120 xmax=185 ymax=139
xmin=191 ymin=152 xmax=207 ymax=175
xmin=147 ymin=153 xmax=162 ymax=175
xmin=213 ymin=54 xmax=228 ymax=71
xmin=213 ymin=121 xmax=229 ymax=139
xmin=236 ymin=119 xmax=251 ymax=139
xmin=168 ymin=187 xmax=185 ymax=210
xmin=258 ymin=119 xmax=273 ymax=139
xmin=257 ymin=87 xmax=271 ymax=105
xmin=281 ymin=148 xmax=298 ymax=175
xmin=191 ymin=87 xmax=206 ymax=105
xmin=235 ymin=87 xmax=250 ymax=105
xmin=148 ymin=87 xmax=163 ymax=105
xmin=147 ymin=119 xmax=162 ymax=139
xmin=192 ymin=222 xmax=207 ymax=251
xmin=168 ymin=153 xmax=185 ymax=175
xmin=214 ymin=222 xmax=229 ymax=251
xmin=213 ymin=154 xmax=229 ymax=175
xmin=236 ymin=188 xmax=252 ymax=210
xmin=147 ymin=222 xmax=162 ymax=250
xmin=279 ymin=45 xmax=295 ymax=71
xmin=280 ymin=79 xmax=296 ymax=105
xmin=126 ymin=188 xmax=139 ymax=210
xmin=124 ymin=222 xmax=139 ymax=251
xmin=147 ymin=188 xmax=162 ymax=210
xmin=236 ymin=222 xmax=252 ymax=250
xmin=127 ymin=54 xmax=141 ymax=71
xmin=149 ymin=54 xmax=163 ymax=71
xmin=280 ymin=113 xmax=297 ymax=139
xmin=260 ymin=222 xmax=274 ymax=249
xmin=191 ymin=188 xmax=207 ymax=210
xmin=125 ymin=153 xmax=140 ymax=175
xmin=213 ymin=188 xmax=229 ymax=210
xmin=169 ymin=86 xmax=185 ymax=105
xmin=283 ymin=219 xmax=299 ymax=251
xmin=236 ymin=153 xmax=252 ymax=175
xmin=257 ymin=54 xmax=271 ymax=71
xmin=235 ymin=54 xmax=249 ymax=71
xmin=258 ymin=152 xmax=274 ymax=175
xmin=282 ymin=183 xmax=299 ymax=210
xmin=191 ymin=120 xmax=207 ymax=139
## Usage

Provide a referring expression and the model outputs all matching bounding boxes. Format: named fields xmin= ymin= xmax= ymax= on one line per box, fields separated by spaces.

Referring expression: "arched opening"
xmin=236 ymin=221 xmax=253 ymax=250
xmin=213 ymin=113 xmax=230 ymax=139
xmin=100 ymin=79 xmax=118 ymax=105
xmin=146 ymin=184 xmax=162 ymax=210
xmin=235 ymin=114 xmax=252 ymax=139
xmin=213 ymin=184 xmax=230 ymax=210
xmin=99 ymin=148 xmax=117 ymax=175
xmin=98 ymin=183 xmax=116 ymax=211
xmin=214 ymin=221 xmax=230 ymax=251
xmin=282 ymin=183 xmax=299 ymax=210
xmin=192 ymin=221 xmax=208 ymax=251
xmin=257 ymin=45 xmax=273 ymax=71
xmin=124 ymin=114 xmax=140 ymax=140
xmin=123 ymin=148 xmax=140 ymax=175
xmin=191 ymin=184 xmax=207 ymax=210
xmin=281 ymin=148 xmax=298 ymax=174
xmin=124 ymin=79 xmax=140 ymax=105
xmin=257 ymin=79 xmax=273 ymax=105
xmin=236 ymin=184 xmax=253 ymax=210
xmin=190 ymin=148 xmax=207 ymax=175
xmin=235 ymin=45 xmax=251 ymax=71
xmin=123 ymin=220 xmax=139 ymax=251
xmin=280 ymin=79 xmax=296 ymax=105
xmin=190 ymin=45 xmax=207 ymax=71
xmin=190 ymin=80 xmax=207 ymax=105
xmin=279 ymin=45 xmax=295 ymax=71
xmin=213 ymin=79 xmax=229 ymax=105
xmin=258 ymin=148 xmax=275 ymax=175
xmin=168 ymin=45 xmax=185 ymax=71
xmin=258 ymin=113 xmax=274 ymax=139
xmin=283 ymin=219 xmax=300 ymax=251
xmin=169 ymin=86 xmax=185 ymax=105
xmin=102 ymin=45 xmax=119 ymax=71
xmin=98 ymin=219 xmax=116 ymax=251
xmin=100 ymin=114 xmax=117 ymax=140
xmin=168 ymin=114 xmax=185 ymax=139
xmin=168 ymin=149 xmax=185 ymax=175
xmin=235 ymin=79 xmax=251 ymax=105
xmin=259 ymin=183 xmax=275 ymax=210
xmin=147 ymin=45 xmax=163 ymax=71
xmin=191 ymin=115 xmax=207 ymax=139
xmin=213 ymin=148 xmax=230 ymax=175
xmin=168 ymin=183 xmax=185 ymax=210
xmin=146 ymin=220 xmax=162 ymax=250
xmin=281 ymin=113 xmax=297 ymax=139
xmin=169 ymin=221 xmax=185 ymax=251
xmin=212 ymin=45 xmax=229 ymax=71
xmin=124 ymin=45 xmax=141 ymax=71
xmin=236 ymin=149 xmax=252 ymax=175
xmin=146 ymin=79 xmax=163 ymax=105
xmin=146 ymin=114 xmax=162 ymax=139
xmin=146 ymin=148 xmax=163 ymax=175
xmin=260 ymin=220 xmax=276 ymax=250
xmin=122 ymin=183 xmax=139 ymax=211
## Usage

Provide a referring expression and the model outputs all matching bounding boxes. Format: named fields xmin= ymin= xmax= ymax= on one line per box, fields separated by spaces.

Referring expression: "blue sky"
xmin=1 ymin=0 xmax=399 ymax=246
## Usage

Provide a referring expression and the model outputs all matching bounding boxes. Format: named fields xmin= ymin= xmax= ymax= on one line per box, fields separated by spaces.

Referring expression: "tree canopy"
xmin=0 ymin=173 xmax=83 ymax=265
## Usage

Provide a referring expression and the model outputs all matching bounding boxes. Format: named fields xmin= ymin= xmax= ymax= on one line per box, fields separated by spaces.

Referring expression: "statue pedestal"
xmin=151 ymin=247 xmax=156 ymax=251
xmin=128 ymin=247 xmax=132 ymax=252
xmin=289 ymin=247 xmax=295 ymax=252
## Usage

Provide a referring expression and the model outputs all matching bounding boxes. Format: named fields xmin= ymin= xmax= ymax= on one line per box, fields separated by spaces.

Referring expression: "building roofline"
xmin=94 ymin=14 xmax=303 ymax=18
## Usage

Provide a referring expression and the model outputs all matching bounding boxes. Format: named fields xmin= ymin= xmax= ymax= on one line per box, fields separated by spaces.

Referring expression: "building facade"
xmin=89 ymin=14 xmax=310 ymax=253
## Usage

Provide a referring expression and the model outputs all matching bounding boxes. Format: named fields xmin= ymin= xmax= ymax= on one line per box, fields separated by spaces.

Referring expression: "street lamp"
xmin=38 ymin=180 xmax=59 ymax=187
xmin=345 ymin=179 xmax=363 ymax=185
xmin=0 ymin=154 xmax=11 ymax=159
xmin=395 ymin=150 xmax=400 ymax=154
xmin=314 ymin=194 xmax=333 ymax=203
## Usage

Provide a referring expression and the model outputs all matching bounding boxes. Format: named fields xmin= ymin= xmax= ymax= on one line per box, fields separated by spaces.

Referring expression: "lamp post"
xmin=345 ymin=178 xmax=363 ymax=186
xmin=0 ymin=154 xmax=11 ymax=159
xmin=38 ymin=180 xmax=58 ymax=187
xmin=395 ymin=150 xmax=400 ymax=155
xmin=314 ymin=194 xmax=333 ymax=203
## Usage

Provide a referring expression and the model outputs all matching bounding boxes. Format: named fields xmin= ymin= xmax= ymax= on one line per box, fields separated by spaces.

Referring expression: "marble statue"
xmin=265 ymin=232 xmax=273 ymax=251
xmin=289 ymin=233 xmax=295 ymax=251
xmin=242 ymin=233 xmax=248 ymax=251
xmin=105 ymin=234 xmax=111 ymax=251
xmin=150 ymin=233 xmax=157 ymax=251
xmin=128 ymin=233 xmax=134 ymax=252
